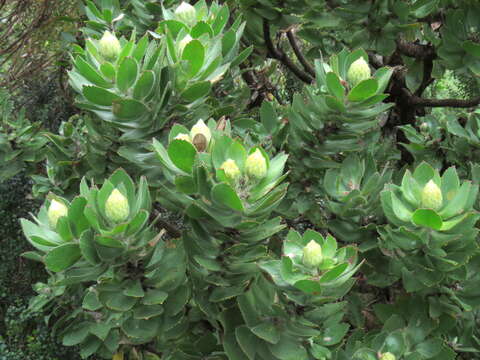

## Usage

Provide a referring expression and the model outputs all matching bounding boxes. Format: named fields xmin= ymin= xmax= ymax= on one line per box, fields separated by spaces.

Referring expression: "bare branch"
xmin=262 ymin=19 xmax=313 ymax=84
xmin=286 ymin=29 xmax=315 ymax=77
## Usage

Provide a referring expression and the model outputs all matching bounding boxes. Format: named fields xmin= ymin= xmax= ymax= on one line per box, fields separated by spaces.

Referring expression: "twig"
xmin=286 ymin=29 xmax=315 ymax=77
xmin=262 ymin=19 xmax=313 ymax=84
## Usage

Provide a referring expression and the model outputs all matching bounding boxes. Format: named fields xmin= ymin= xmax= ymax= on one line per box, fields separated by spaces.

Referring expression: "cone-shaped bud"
xmin=105 ymin=189 xmax=130 ymax=222
xmin=221 ymin=159 xmax=241 ymax=181
xmin=174 ymin=133 xmax=192 ymax=143
xmin=302 ymin=240 xmax=323 ymax=268
xmin=178 ymin=34 xmax=193 ymax=55
xmin=174 ymin=2 xmax=197 ymax=26
xmin=245 ymin=149 xmax=267 ymax=179
xmin=48 ymin=199 xmax=68 ymax=228
xmin=379 ymin=353 xmax=396 ymax=360
xmin=98 ymin=31 xmax=121 ymax=60
xmin=421 ymin=179 xmax=443 ymax=210
xmin=347 ymin=57 xmax=371 ymax=87
xmin=190 ymin=120 xmax=211 ymax=151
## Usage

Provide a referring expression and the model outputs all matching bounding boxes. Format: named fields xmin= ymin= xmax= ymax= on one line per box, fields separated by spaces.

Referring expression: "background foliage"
xmin=1 ymin=0 xmax=480 ymax=359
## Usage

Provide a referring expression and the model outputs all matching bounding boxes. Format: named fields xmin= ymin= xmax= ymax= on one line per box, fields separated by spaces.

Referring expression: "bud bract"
xmin=302 ymin=240 xmax=323 ymax=268
xmin=174 ymin=133 xmax=192 ymax=143
xmin=48 ymin=199 xmax=68 ymax=228
xmin=421 ymin=179 xmax=443 ymax=210
xmin=98 ymin=31 xmax=121 ymax=60
xmin=174 ymin=2 xmax=197 ymax=26
xmin=178 ymin=34 xmax=193 ymax=55
xmin=221 ymin=159 xmax=241 ymax=181
xmin=245 ymin=149 xmax=267 ymax=179
xmin=105 ymin=189 xmax=130 ymax=222
xmin=190 ymin=120 xmax=211 ymax=150
xmin=347 ymin=57 xmax=371 ymax=87
xmin=379 ymin=352 xmax=396 ymax=360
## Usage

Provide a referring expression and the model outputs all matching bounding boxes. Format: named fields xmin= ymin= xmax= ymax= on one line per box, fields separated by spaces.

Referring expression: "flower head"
xmin=105 ymin=189 xmax=130 ymax=222
xmin=98 ymin=31 xmax=121 ymax=60
xmin=347 ymin=57 xmax=371 ymax=87
xmin=245 ymin=149 xmax=267 ymax=179
xmin=421 ymin=179 xmax=443 ymax=210
xmin=48 ymin=199 xmax=68 ymax=228
xmin=379 ymin=353 xmax=396 ymax=360
xmin=221 ymin=159 xmax=241 ymax=181
xmin=302 ymin=240 xmax=323 ymax=268
xmin=190 ymin=120 xmax=211 ymax=151
xmin=174 ymin=2 xmax=197 ymax=26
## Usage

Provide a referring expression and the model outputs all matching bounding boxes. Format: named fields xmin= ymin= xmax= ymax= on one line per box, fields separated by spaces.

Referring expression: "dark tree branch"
xmin=414 ymin=54 xmax=435 ymax=97
xmin=262 ymin=19 xmax=313 ymax=84
xmin=395 ymin=39 xmax=436 ymax=60
xmin=286 ymin=29 xmax=315 ymax=77
xmin=410 ymin=95 xmax=480 ymax=108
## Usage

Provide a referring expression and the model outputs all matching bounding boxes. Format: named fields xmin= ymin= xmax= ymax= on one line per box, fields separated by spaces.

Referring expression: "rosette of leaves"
xmin=337 ymin=295 xmax=457 ymax=360
xmin=323 ymin=154 xmax=392 ymax=244
xmin=0 ymin=91 xmax=48 ymax=181
xmin=21 ymin=169 xmax=188 ymax=359
xmin=261 ymin=229 xmax=361 ymax=299
xmin=69 ymin=29 xmax=173 ymax=140
xmin=156 ymin=1 xmax=252 ymax=95
xmin=379 ymin=162 xmax=480 ymax=293
xmin=239 ymin=229 xmax=362 ymax=360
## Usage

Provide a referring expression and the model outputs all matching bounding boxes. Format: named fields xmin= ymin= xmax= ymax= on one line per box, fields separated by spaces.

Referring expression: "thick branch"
xmin=286 ymin=29 xmax=315 ymax=77
xmin=262 ymin=19 xmax=313 ymax=84
xmin=395 ymin=39 xmax=436 ymax=60
xmin=410 ymin=95 xmax=480 ymax=108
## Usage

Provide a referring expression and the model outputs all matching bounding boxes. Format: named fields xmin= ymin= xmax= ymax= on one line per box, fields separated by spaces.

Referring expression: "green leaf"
xmin=211 ymin=183 xmax=244 ymax=211
xmin=181 ymin=81 xmax=211 ymax=102
xmin=83 ymin=290 xmax=102 ymax=311
xmin=112 ymin=99 xmax=148 ymax=120
xmin=415 ymin=338 xmax=443 ymax=358
xmin=106 ymin=293 xmax=137 ymax=311
xmin=463 ymin=40 xmax=480 ymax=58
xmin=260 ymin=101 xmax=278 ymax=133
xmin=143 ymin=289 xmax=168 ymax=305
xmin=123 ymin=280 xmax=145 ymax=298
xmin=63 ymin=322 xmax=91 ymax=346
xmin=79 ymin=230 xmax=100 ymax=265
xmin=133 ymin=71 xmax=155 ymax=100
xmin=167 ymin=139 xmax=197 ymax=174
xmin=412 ymin=209 xmax=443 ymax=230
xmin=348 ymin=79 xmax=378 ymax=102
xmin=182 ymin=40 xmax=205 ymax=77
xmin=83 ymin=86 xmax=121 ymax=106
xmin=74 ymin=56 xmax=112 ymax=88
xmin=251 ymin=322 xmax=280 ymax=344
xmin=116 ymin=57 xmax=138 ymax=93
xmin=45 ymin=244 xmax=81 ymax=272
xmin=326 ymin=72 xmax=345 ymax=100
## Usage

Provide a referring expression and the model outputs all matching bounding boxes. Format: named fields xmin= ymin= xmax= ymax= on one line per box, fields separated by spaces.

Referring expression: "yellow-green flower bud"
xmin=302 ymin=240 xmax=323 ymax=268
xmin=105 ymin=189 xmax=130 ymax=222
xmin=48 ymin=199 xmax=68 ymax=228
xmin=98 ymin=31 xmax=121 ymax=60
xmin=379 ymin=352 xmax=396 ymax=360
xmin=220 ymin=159 xmax=241 ymax=180
xmin=174 ymin=133 xmax=192 ymax=143
xmin=174 ymin=2 xmax=197 ymax=26
xmin=421 ymin=179 xmax=443 ymax=210
xmin=190 ymin=119 xmax=211 ymax=151
xmin=245 ymin=149 xmax=267 ymax=179
xmin=347 ymin=57 xmax=371 ymax=87
xmin=178 ymin=34 xmax=193 ymax=55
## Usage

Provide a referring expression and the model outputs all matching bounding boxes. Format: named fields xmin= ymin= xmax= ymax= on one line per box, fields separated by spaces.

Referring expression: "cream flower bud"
xmin=174 ymin=2 xmax=197 ymax=26
xmin=105 ymin=189 xmax=130 ymax=222
xmin=245 ymin=149 xmax=267 ymax=179
xmin=98 ymin=31 xmax=121 ymax=60
xmin=347 ymin=57 xmax=371 ymax=87
xmin=220 ymin=159 xmax=241 ymax=180
xmin=48 ymin=199 xmax=68 ymax=228
xmin=302 ymin=240 xmax=323 ymax=268
xmin=174 ymin=133 xmax=192 ymax=143
xmin=379 ymin=352 xmax=396 ymax=360
xmin=421 ymin=179 xmax=443 ymax=210
xmin=190 ymin=119 xmax=211 ymax=151
xmin=178 ymin=34 xmax=193 ymax=55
